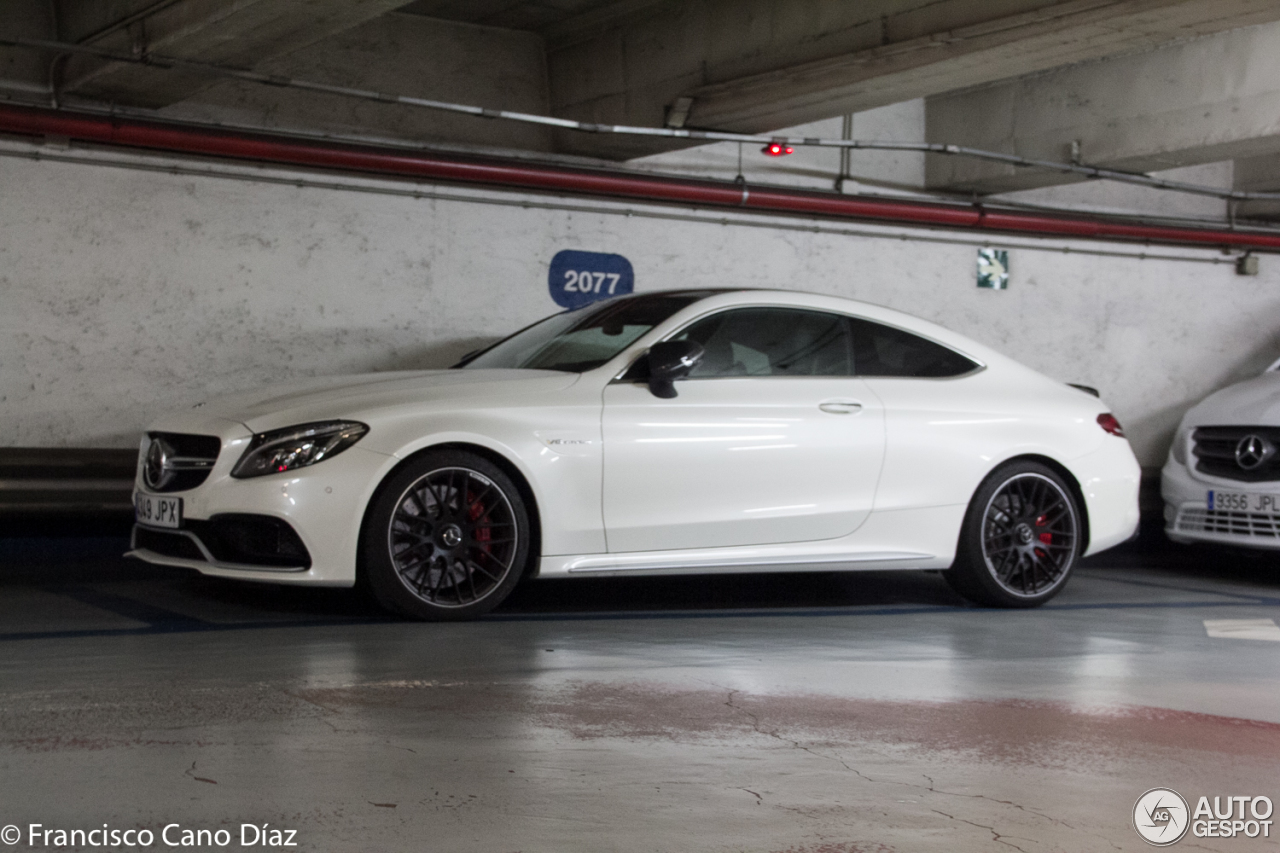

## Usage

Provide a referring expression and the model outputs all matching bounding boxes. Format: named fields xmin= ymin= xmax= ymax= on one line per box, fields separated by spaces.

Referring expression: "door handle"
xmin=819 ymin=400 xmax=863 ymax=415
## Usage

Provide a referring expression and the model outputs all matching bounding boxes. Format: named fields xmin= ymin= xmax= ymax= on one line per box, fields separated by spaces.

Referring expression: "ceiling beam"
xmin=677 ymin=0 xmax=1280 ymax=133
xmin=925 ymin=20 xmax=1280 ymax=196
xmin=61 ymin=0 xmax=412 ymax=108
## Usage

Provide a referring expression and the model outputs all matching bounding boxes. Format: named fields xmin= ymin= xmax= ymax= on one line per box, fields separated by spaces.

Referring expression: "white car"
xmin=1163 ymin=358 xmax=1280 ymax=549
xmin=130 ymin=289 xmax=1139 ymax=619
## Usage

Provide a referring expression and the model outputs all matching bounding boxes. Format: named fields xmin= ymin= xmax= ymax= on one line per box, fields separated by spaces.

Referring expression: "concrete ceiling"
xmin=397 ymin=0 xmax=666 ymax=44
xmin=924 ymin=20 xmax=1280 ymax=194
xmin=55 ymin=0 xmax=416 ymax=109
xmin=3 ymin=0 xmax=1280 ymax=171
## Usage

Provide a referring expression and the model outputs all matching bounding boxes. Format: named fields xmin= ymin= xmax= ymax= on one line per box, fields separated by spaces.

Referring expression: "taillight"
xmin=1097 ymin=413 xmax=1125 ymax=437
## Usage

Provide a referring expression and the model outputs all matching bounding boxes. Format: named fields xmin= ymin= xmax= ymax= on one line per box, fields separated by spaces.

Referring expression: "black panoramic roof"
xmin=609 ymin=288 xmax=734 ymax=301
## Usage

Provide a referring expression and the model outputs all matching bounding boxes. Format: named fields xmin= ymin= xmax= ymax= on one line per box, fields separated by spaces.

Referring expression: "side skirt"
xmin=537 ymin=504 xmax=966 ymax=578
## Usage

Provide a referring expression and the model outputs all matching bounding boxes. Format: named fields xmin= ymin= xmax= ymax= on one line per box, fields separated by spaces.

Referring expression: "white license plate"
xmin=135 ymin=493 xmax=182 ymax=529
xmin=1207 ymin=490 xmax=1280 ymax=513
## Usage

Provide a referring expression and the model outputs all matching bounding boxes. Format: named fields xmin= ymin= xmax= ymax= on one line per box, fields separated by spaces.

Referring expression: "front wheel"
xmin=945 ymin=461 xmax=1083 ymax=607
xmin=361 ymin=450 xmax=532 ymax=621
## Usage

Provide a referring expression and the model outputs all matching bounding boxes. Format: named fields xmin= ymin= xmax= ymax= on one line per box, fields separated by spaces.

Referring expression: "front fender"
xmin=366 ymin=409 xmax=606 ymax=557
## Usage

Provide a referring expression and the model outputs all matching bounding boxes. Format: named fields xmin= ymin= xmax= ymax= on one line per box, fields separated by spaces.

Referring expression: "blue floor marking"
xmin=0 ymin=617 xmax=387 ymax=643
xmin=55 ymin=584 xmax=212 ymax=628
xmin=482 ymin=598 xmax=1280 ymax=622
xmin=1077 ymin=570 xmax=1280 ymax=605
xmin=1 ymin=597 xmax=1277 ymax=641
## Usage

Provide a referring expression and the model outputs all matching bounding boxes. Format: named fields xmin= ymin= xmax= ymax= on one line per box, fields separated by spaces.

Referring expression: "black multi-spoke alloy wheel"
xmin=362 ymin=450 xmax=531 ymax=620
xmin=945 ymin=461 xmax=1082 ymax=607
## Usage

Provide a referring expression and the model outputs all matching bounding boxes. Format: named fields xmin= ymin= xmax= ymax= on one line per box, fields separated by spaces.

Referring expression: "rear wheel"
xmin=945 ymin=461 xmax=1082 ymax=607
xmin=361 ymin=450 xmax=531 ymax=620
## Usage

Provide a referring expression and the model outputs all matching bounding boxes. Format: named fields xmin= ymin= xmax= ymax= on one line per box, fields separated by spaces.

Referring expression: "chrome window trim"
xmin=610 ymin=304 xmax=986 ymax=383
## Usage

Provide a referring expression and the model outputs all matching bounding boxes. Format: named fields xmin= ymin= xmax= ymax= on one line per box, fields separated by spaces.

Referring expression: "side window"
xmin=849 ymin=318 xmax=978 ymax=378
xmin=676 ymin=309 xmax=852 ymax=378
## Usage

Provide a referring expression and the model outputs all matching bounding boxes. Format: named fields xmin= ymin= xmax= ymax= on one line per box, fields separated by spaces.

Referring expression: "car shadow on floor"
xmin=1082 ymin=516 xmax=1280 ymax=586
xmin=0 ymin=514 xmax=972 ymax=625
xmin=2 ymin=514 xmax=1278 ymax=630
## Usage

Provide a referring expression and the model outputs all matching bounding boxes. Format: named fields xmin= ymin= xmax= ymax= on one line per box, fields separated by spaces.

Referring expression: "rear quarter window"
xmin=850 ymin=318 xmax=979 ymax=378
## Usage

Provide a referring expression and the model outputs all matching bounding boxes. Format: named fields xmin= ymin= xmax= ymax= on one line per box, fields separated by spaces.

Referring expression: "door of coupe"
xmin=602 ymin=308 xmax=886 ymax=553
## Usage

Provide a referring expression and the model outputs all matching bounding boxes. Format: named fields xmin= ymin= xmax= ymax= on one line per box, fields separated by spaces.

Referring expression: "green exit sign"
xmin=977 ymin=248 xmax=1009 ymax=289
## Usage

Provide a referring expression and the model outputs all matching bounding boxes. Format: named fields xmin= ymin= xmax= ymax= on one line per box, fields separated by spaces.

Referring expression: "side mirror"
xmin=646 ymin=340 xmax=704 ymax=398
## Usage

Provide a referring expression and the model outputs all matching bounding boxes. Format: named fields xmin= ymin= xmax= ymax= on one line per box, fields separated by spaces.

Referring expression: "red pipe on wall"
xmin=3 ymin=104 xmax=1278 ymax=251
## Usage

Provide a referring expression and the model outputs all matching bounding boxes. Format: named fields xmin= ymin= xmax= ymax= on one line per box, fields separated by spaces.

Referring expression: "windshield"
xmin=460 ymin=292 xmax=715 ymax=372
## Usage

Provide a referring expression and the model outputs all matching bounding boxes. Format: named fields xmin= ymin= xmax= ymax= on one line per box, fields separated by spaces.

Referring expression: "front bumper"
xmin=1162 ymin=456 xmax=1280 ymax=550
xmin=128 ymin=431 xmax=396 ymax=586
xmin=132 ymin=514 xmax=312 ymax=571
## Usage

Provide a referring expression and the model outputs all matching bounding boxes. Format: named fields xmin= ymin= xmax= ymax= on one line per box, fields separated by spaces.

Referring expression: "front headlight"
xmin=232 ymin=421 xmax=368 ymax=478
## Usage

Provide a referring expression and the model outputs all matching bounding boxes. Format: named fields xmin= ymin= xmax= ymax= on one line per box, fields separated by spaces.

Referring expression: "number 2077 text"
xmin=564 ymin=270 xmax=622 ymax=294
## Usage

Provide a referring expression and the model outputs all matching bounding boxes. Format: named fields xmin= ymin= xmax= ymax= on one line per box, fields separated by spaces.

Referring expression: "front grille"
xmin=132 ymin=514 xmax=310 ymax=570
xmin=1192 ymin=426 xmax=1280 ymax=483
xmin=143 ymin=432 xmax=221 ymax=492
xmin=1175 ymin=507 xmax=1280 ymax=538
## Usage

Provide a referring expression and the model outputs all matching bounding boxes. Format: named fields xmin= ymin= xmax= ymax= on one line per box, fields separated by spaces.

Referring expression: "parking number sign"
xmin=548 ymin=250 xmax=634 ymax=309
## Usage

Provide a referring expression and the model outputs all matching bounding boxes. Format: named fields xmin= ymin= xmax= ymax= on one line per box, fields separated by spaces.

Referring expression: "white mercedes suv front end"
xmin=1163 ymin=359 xmax=1280 ymax=549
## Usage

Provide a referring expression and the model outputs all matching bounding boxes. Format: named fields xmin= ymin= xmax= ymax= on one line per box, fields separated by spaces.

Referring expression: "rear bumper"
xmin=1067 ymin=438 xmax=1141 ymax=556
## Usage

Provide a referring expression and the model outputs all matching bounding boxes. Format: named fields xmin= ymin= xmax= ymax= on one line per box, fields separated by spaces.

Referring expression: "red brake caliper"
xmin=1035 ymin=514 xmax=1052 ymax=546
xmin=468 ymin=492 xmax=491 ymax=546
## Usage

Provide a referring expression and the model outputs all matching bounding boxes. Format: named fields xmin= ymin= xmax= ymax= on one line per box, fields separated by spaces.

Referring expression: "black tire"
xmin=945 ymin=460 xmax=1083 ymax=608
xmin=361 ymin=449 xmax=532 ymax=621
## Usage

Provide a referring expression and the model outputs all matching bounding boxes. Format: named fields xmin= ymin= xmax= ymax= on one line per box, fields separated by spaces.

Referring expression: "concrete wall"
xmin=1 ymin=138 xmax=1277 ymax=466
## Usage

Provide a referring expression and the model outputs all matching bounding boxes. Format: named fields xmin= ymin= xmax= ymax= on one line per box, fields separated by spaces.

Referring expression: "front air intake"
xmin=132 ymin=514 xmax=311 ymax=570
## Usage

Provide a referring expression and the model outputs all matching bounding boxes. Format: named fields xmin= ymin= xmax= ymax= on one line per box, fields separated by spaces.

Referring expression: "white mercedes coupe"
xmin=130 ymin=289 xmax=1140 ymax=619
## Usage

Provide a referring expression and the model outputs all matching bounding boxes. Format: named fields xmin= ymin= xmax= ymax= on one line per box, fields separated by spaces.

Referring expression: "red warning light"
xmin=761 ymin=142 xmax=794 ymax=157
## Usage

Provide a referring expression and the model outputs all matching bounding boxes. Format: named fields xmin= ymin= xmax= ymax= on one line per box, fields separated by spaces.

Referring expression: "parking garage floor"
xmin=2 ymin=520 xmax=1279 ymax=852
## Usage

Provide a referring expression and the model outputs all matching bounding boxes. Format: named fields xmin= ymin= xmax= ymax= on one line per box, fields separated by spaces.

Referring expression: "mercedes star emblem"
xmin=144 ymin=437 xmax=177 ymax=489
xmin=1234 ymin=434 xmax=1274 ymax=471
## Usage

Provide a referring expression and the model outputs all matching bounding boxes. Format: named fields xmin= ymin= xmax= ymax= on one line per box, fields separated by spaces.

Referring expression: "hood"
xmin=1184 ymin=371 xmax=1280 ymax=427
xmin=191 ymin=369 xmax=580 ymax=433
